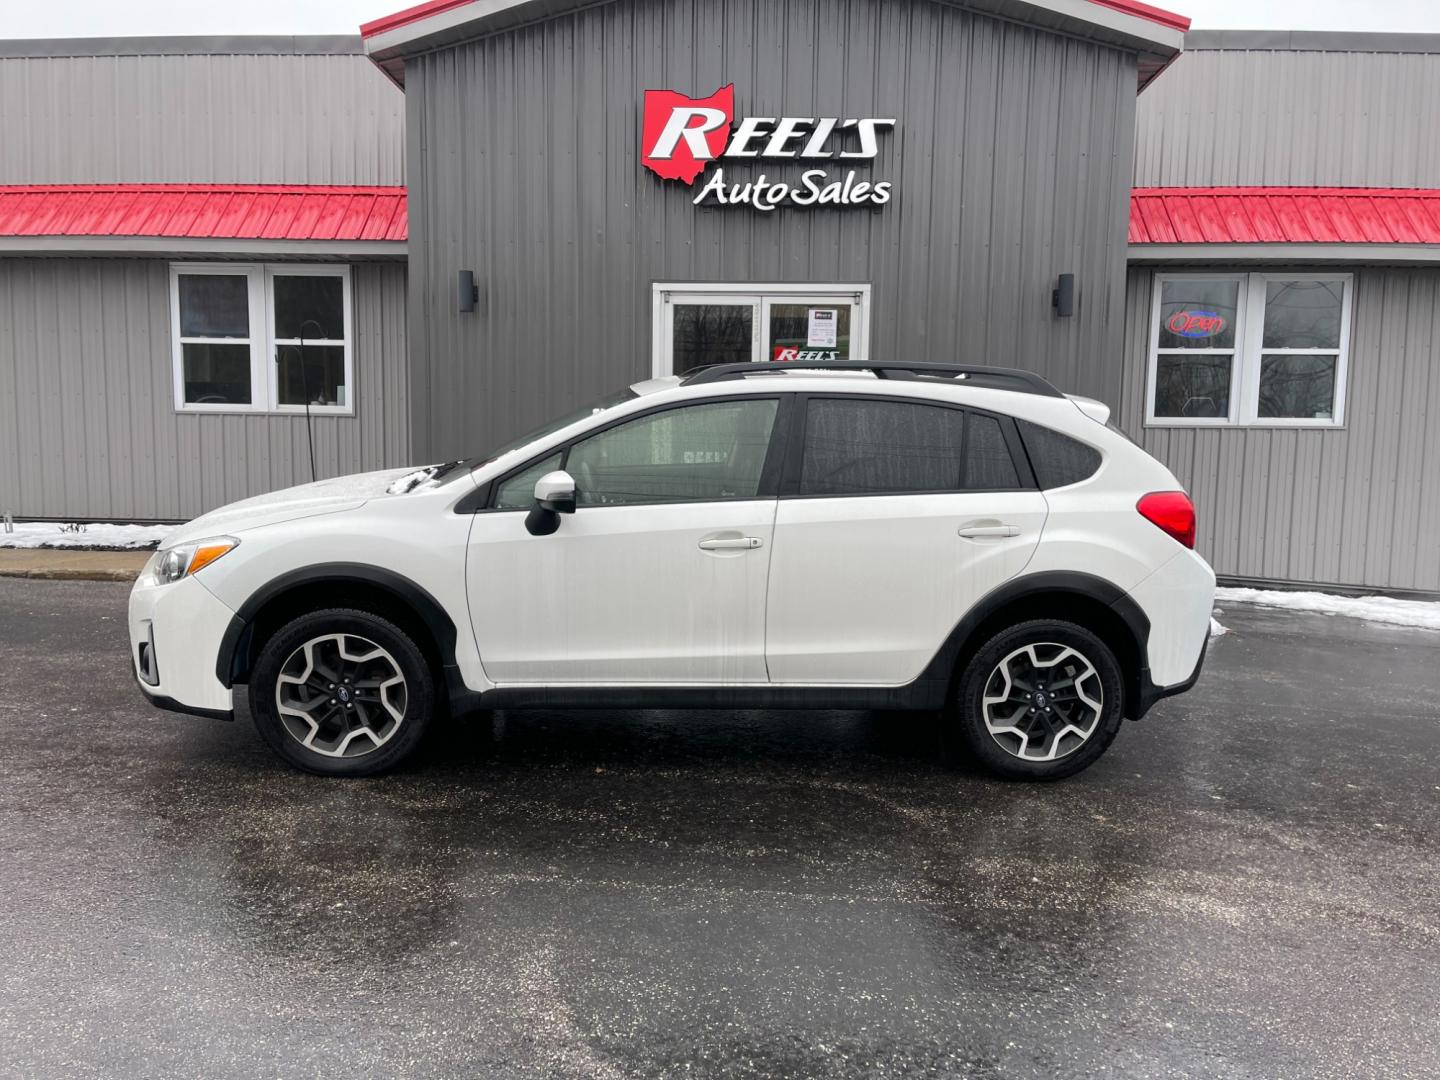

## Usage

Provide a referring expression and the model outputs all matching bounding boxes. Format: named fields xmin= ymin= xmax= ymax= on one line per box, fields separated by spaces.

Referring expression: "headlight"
xmin=153 ymin=536 xmax=239 ymax=584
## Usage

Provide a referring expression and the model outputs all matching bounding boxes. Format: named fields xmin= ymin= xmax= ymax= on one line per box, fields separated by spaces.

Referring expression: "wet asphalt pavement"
xmin=1 ymin=578 xmax=1438 ymax=1079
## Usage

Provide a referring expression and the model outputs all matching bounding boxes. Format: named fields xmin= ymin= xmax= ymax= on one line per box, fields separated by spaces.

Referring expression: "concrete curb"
xmin=0 ymin=550 xmax=150 ymax=582
xmin=0 ymin=567 xmax=140 ymax=582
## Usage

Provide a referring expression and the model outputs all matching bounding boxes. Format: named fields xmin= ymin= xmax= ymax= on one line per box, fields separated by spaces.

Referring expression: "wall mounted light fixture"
xmin=1052 ymin=273 xmax=1075 ymax=317
xmin=458 ymin=270 xmax=479 ymax=313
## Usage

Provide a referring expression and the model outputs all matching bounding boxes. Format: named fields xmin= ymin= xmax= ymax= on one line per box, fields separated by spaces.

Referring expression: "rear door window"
xmin=964 ymin=412 xmax=1021 ymax=489
xmin=798 ymin=398 xmax=1023 ymax=496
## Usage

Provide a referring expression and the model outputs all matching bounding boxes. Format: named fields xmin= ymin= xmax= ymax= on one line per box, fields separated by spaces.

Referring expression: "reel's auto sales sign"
xmin=641 ymin=83 xmax=895 ymax=211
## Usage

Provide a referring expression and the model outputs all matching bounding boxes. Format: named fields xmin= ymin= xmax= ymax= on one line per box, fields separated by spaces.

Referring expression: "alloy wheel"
xmin=981 ymin=642 xmax=1103 ymax=762
xmin=275 ymin=633 xmax=408 ymax=758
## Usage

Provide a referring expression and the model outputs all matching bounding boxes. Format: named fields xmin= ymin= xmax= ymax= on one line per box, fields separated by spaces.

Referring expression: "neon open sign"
xmin=1167 ymin=310 xmax=1226 ymax=338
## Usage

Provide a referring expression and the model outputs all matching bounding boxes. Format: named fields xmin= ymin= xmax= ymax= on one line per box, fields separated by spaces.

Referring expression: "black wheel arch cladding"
xmin=217 ymin=563 xmax=460 ymax=689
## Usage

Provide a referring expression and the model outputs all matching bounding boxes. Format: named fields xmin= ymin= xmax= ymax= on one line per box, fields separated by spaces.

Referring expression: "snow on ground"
xmin=1209 ymin=616 xmax=1228 ymax=637
xmin=1216 ymin=587 xmax=1440 ymax=632
xmin=0 ymin=522 xmax=177 ymax=550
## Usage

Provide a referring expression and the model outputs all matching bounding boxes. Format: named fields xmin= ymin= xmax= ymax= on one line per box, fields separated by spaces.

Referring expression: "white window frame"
xmin=170 ymin=262 xmax=354 ymax=415
xmin=1146 ymin=271 xmax=1353 ymax=428
xmin=651 ymin=282 xmax=871 ymax=379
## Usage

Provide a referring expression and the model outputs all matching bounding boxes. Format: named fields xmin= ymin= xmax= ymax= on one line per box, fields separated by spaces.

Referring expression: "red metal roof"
xmin=1130 ymin=187 xmax=1440 ymax=246
xmin=0 ymin=185 xmax=408 ymax=242
xmin=361 ymin=0 xmax=1190 ymax=39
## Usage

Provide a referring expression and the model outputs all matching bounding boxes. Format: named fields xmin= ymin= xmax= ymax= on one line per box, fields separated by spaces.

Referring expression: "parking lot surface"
xmin=1 ymin=577 xmax=1438 ymax=1079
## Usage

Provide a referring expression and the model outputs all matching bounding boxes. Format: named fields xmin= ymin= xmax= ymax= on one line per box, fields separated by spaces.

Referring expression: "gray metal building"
xmin=3 ymin=8 xmax=1438 ymax=597
xmin=366 ymin=0 xmax=1183 ymax=462
xmin=0 ymin=36 xmax=410 ymax=521
xmin=1126 ymin=31 xmax=1440 ymax=595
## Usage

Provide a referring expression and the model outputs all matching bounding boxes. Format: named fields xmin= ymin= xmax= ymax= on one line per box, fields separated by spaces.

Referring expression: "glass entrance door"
xmin=654 ymin=284 xmax=870 ymax=377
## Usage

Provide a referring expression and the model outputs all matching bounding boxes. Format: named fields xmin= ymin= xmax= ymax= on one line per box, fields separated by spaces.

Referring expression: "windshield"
xmin=466 ymin=388 xmax=639 ymax=471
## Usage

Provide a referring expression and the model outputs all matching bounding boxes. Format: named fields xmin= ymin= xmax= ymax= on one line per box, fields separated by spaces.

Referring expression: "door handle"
xmin=698 ymin=536 xmax=763 ymax=551
xmin=958 ymin=524 xmax=1021 ymax=539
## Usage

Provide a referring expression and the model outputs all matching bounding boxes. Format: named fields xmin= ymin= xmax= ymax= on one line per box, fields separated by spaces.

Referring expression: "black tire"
xmin=945 ymin=619 xmax=1124 ymax=781
xmin=249 ymin=608 xmax=436 ymax=777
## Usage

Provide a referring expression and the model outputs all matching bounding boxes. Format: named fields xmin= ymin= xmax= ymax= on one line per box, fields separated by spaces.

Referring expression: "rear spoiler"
xmin=1066 ymin=394 xmax=1112 ymax=426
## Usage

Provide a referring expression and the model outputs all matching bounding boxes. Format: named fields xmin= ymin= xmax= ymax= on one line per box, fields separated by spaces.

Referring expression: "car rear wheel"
xmin=947 ymin=619 xmax=1124 ymax=780
xmin=249 ymin=608 xmax=435 ymax=777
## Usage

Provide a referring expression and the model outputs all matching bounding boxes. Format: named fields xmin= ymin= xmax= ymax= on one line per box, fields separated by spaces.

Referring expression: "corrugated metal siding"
xmin=405 ymin=0 xmax=1138 ymax=460
xmin=0 ymin=52 xmax=405 ymax=185
xmin=1119 ymin=265 xmax=1440 ymax=593
xmin=0 ymin=259 xmax=411 ymax=521
xmin=1134 ymin=48 xmax=1440 ymax=187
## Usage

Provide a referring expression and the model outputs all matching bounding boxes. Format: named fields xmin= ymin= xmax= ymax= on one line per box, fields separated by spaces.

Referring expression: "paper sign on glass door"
xmin=807 ymin=309 xmax=838 ymax=348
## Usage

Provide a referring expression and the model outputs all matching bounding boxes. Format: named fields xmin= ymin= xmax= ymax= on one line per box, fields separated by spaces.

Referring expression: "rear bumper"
xmin=129 ymin=569 xmax=238 ymax=720
xmin=1134 ymin=633 xmax=1208 ymax=719
xmin=1125 ymin=547 xmax=1216 ymax=718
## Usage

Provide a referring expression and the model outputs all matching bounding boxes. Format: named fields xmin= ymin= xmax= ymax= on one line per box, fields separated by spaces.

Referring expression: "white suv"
xmin=130 ymin=361 xmax=1214 ymax=781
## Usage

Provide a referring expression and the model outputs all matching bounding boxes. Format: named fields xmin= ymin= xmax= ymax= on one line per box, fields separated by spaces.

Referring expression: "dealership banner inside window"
xmin=1146 ymin=272 xmax=1353 ymax=428
xmin=170 ymin=263 xmax=354 ymax=415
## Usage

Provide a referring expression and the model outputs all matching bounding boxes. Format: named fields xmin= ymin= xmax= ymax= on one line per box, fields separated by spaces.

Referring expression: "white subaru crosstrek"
xmin=130 ymin=361 xmax=1214 ymax=781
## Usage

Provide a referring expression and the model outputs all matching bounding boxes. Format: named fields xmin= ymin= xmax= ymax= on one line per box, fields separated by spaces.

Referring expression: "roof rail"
xmin=680 ymin=360 xmax=1064 ymax=397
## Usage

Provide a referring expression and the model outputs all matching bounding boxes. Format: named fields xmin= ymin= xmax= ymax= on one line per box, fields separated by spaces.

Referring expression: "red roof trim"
xmin=1130 ymin=187 xmax=1440 ymax=246
xmin=0 ymin=184 xmax=409 ymax=242
xmin=1086 ymin=0 xmax=1190 ymax=33
xmin=361 ymin=0 xmax=475 ymax=39
xmin=360 ymin=0 xmax=1190 ymax=40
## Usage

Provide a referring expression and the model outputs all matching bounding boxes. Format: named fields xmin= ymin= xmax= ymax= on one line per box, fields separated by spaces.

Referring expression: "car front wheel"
xmin=249 ymin=608 xmax=435 ymax=777
xmin=949 ymin=619 xmax=1124 ymax=781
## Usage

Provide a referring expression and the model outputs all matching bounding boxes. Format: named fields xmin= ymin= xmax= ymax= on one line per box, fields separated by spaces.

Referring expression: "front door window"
xmin=655 ymin=284 xmax=869 ymax=377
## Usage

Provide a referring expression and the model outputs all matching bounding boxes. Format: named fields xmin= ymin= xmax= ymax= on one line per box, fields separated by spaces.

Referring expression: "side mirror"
xmin=534 ymin=470 xmax=576 ymax=514
xmin=525 ymin=470 xmax=576 ymax=536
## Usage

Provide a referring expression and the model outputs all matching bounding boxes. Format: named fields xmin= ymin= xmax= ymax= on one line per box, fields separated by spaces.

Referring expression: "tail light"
xmin=1137 ymin=491 xmax=1196 ymax=549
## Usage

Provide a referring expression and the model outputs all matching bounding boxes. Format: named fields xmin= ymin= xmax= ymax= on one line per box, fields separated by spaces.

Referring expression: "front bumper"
xmin=129 ymin=567 xmax=239 ymax=720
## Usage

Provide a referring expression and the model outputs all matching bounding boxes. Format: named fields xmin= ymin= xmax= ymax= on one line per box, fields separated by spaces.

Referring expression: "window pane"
xmin=1016 ymin=420 xmax=1102 ymax=489
xmin=570 ymin=399 xmax=778 ymax=506
xmin=1262 ymin=280 xmax=1343 ymax=349
xmin=769 ymin=303 xmax=851 ymax=362
xmin=178 ymin=274 xmax=249 ymax=338
xmin=800 ymin=399 xmax=965 ymax=496
xmin=273 ymin=275 xmax=345 ymax=340
xmin=1259 ymin=354 xmax=1338 ymax=420
xmin=493 ymin=453 xmax=563 ymax=509
xmin=964 ymin=413 xmax=1020 ymax=489
xmin=277 ymin=344 xmax=346 ymax=406
xmin=1154 ymin=354 xmax=1232 ymax=419
xmin=672 ymin=304 xmax=752 ymax=374
xmin=1158 ymin=279 xmax=1239 ymax=349
xmin=182 ymin=343 xmax=252 ymax=404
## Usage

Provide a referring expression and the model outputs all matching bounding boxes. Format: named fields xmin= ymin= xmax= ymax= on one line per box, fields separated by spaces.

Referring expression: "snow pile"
xmin=1216 ymin=586 xmax=1440 ymax=632
xmin=0 ymin=522 xmax=177 ymax=550
xmin=386 ymin=468 xmax=441 ymax=495
xmin=385 ymin=461 xmax=465 ymax=495
xmin=1209 ymin=616 xmax=1228 ymax=637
